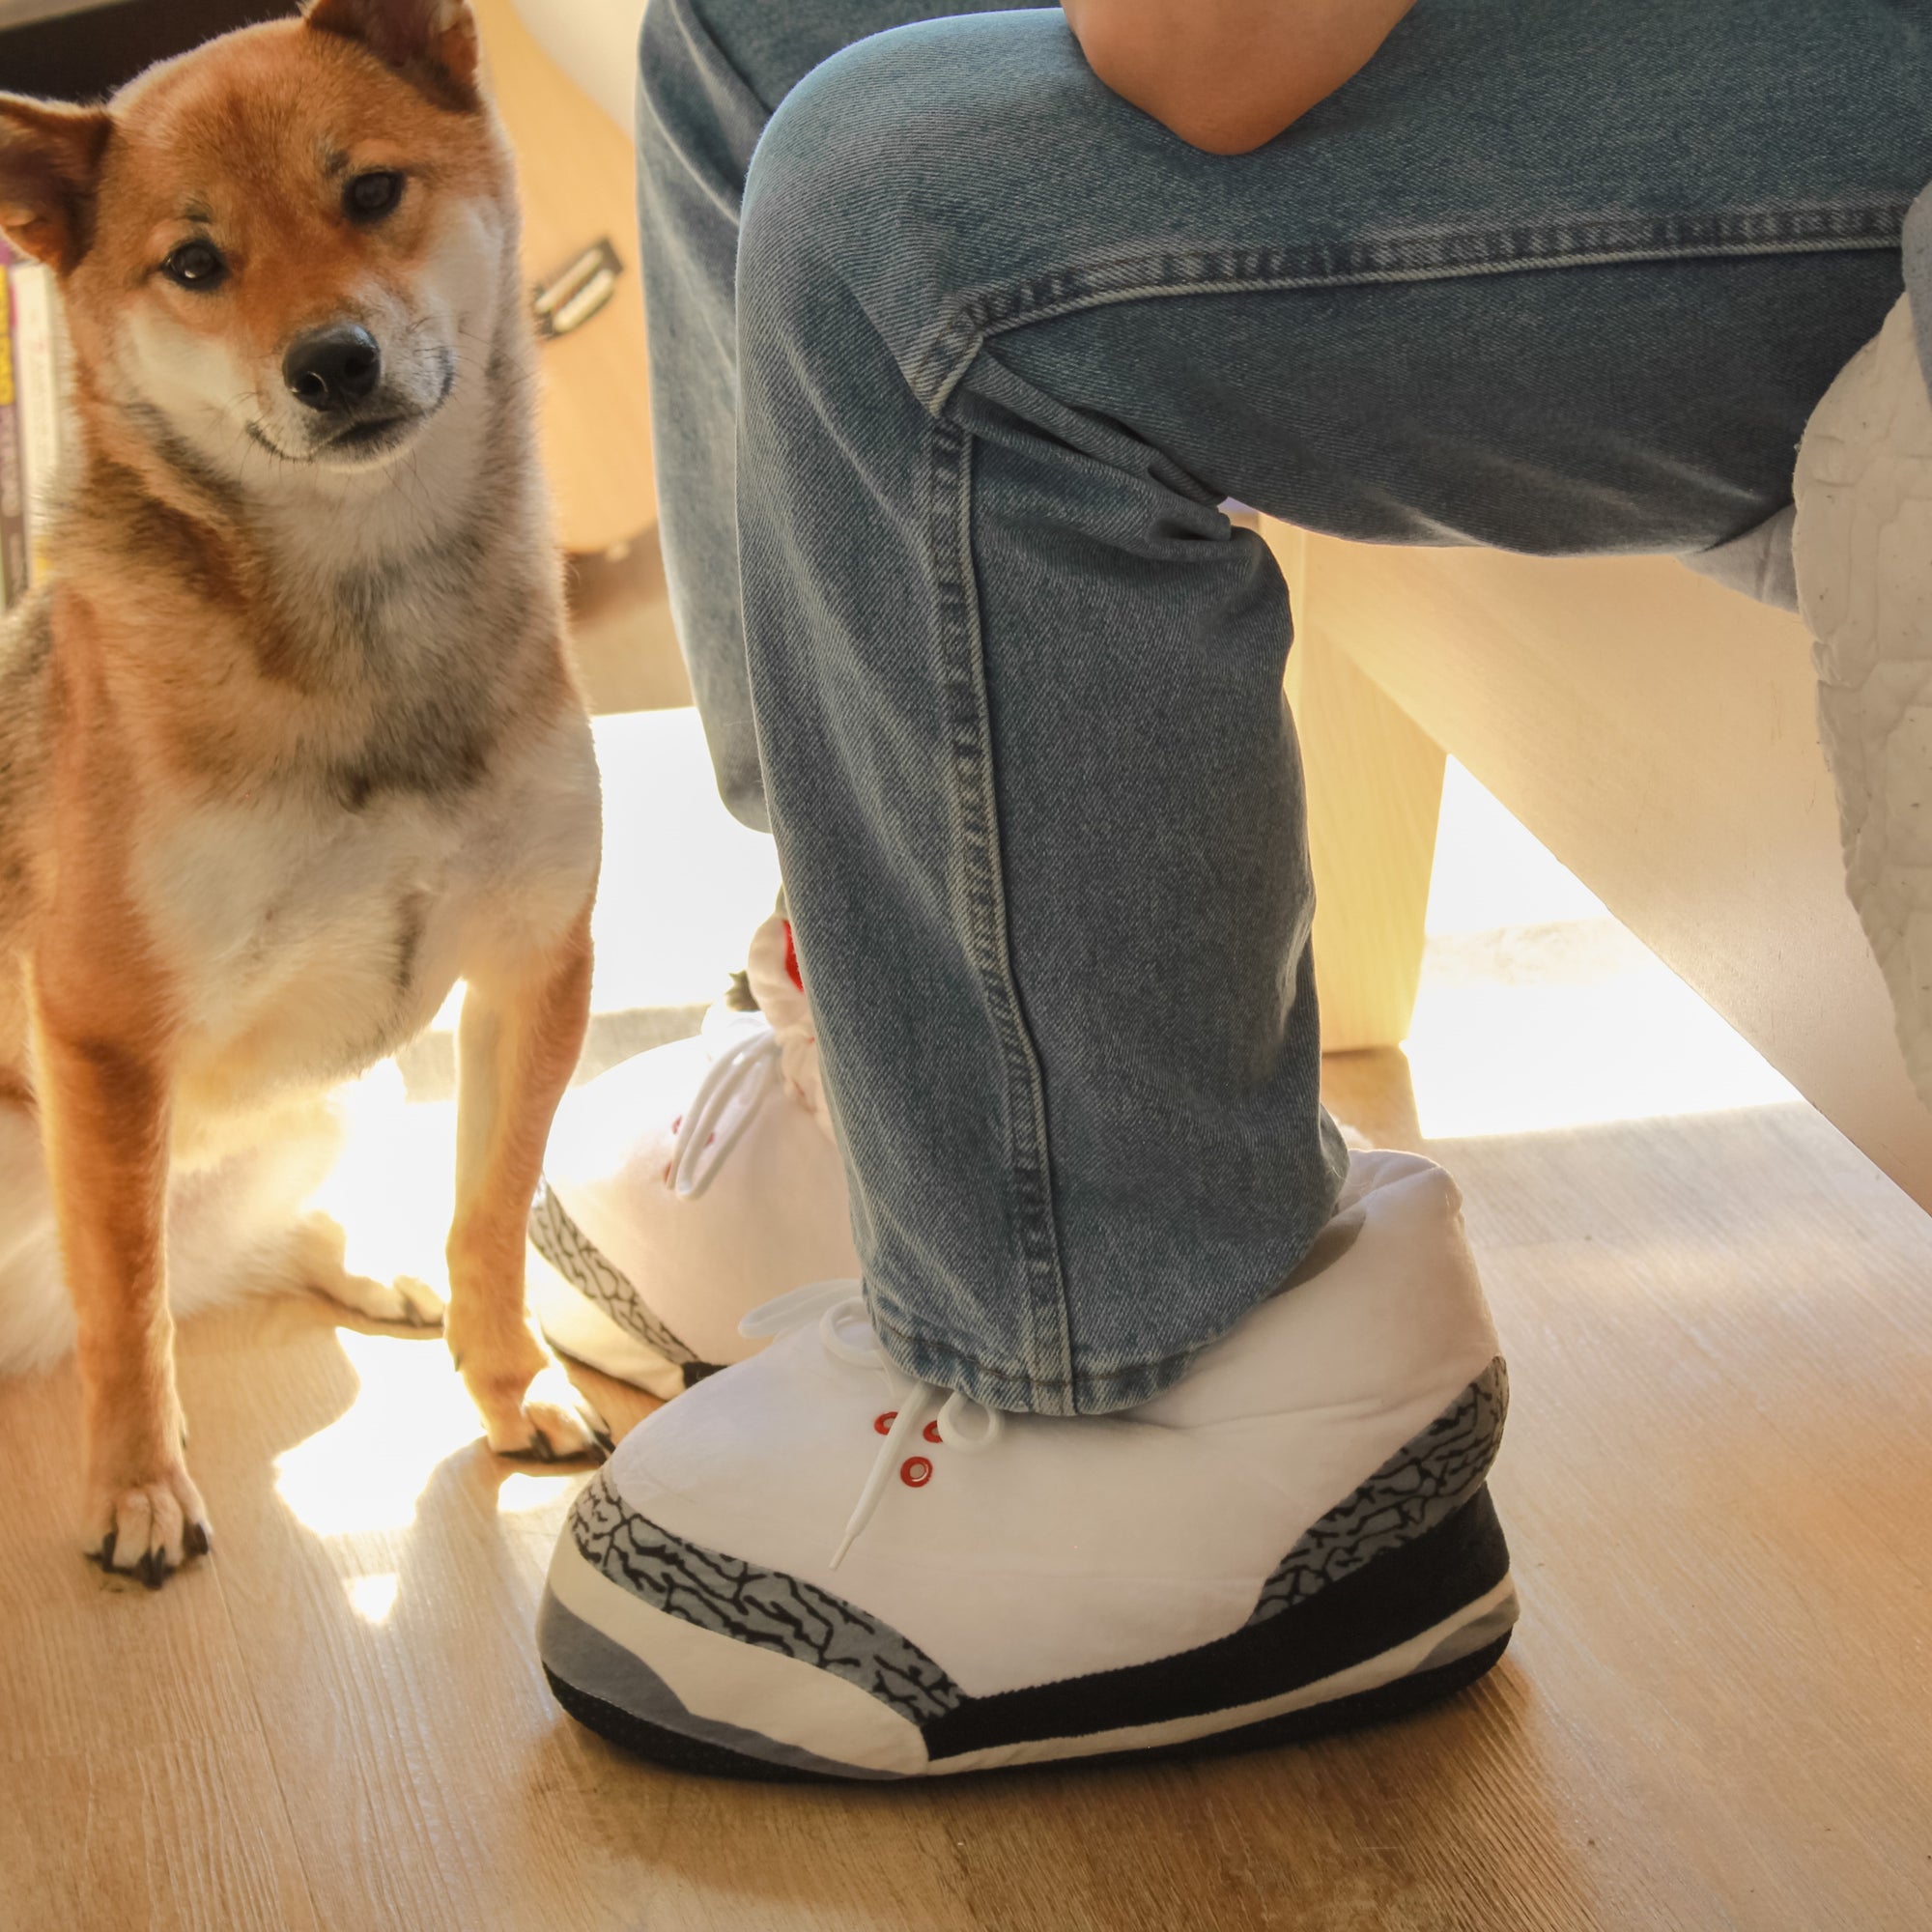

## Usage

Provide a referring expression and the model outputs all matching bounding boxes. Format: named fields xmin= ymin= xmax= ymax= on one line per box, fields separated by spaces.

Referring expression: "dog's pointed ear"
xmin=303 ymin=0 xmax=482 ymax=107
xmin=0 ymin=95 xmax=112 ymax=273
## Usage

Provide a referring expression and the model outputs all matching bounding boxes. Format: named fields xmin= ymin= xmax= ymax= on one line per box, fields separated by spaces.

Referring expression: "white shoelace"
xmin=668 ymin=1027 xmax=782 ymax=1198
xmin=740 ymin=1280 xmax=1005 ymax=1569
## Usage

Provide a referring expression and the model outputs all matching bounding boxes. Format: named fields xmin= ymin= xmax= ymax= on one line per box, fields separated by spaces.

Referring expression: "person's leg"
xmin=635 ymin=0 xmax=1041 ymax=827
xmin=722 ymin=0 xmax=1928 ymax=1414
xmin=539 ymin=0 xmax=1929 ymax=1780
xmin=527 ymin=0 xmax=1051 ymax=1391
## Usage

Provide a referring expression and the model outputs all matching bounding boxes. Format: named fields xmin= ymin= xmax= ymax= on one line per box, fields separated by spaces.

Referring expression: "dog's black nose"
xmin=283 ymin=326 xmax=383 ymax=412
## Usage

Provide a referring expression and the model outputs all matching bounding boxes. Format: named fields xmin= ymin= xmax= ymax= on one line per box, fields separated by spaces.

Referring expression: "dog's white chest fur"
xmin=136 ymin=707 xmax=598 ymax=1135
xmin=143 ymin=791 xmax=461 ymax=1063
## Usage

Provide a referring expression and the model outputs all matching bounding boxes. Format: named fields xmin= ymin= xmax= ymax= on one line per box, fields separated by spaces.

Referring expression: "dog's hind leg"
xmin=165 ymin=1089 xmax=369 ymax=1318
xmin=444 ymin=900 xmax=606 ymax=1460
xmin=286 ymin=1210 xmax=444 ymax=1326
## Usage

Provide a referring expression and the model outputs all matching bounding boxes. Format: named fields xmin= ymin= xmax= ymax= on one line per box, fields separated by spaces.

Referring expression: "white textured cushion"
xmin=1794 ymin=292 xmax=1932 ymax=1115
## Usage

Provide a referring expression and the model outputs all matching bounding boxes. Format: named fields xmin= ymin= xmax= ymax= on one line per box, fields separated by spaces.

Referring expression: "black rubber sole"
xmin=545 ymin=1628 xmax=1512 ymax=1784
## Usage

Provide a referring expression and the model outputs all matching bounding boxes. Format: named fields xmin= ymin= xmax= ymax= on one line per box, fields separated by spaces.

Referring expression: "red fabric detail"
xmin=782 ymin=921 xmax=804 ymax=991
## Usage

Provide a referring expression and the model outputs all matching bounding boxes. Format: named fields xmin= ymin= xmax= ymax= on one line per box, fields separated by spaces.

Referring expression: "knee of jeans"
xmin=738 ymin=42 xmax=920 ymax=320
xmin=738 ymin=14 xmax=1086 ymax=365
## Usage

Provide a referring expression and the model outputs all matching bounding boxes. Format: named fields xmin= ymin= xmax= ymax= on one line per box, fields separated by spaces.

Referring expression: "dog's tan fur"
xmin=0 ymin=0 xmax=604 ymax=1585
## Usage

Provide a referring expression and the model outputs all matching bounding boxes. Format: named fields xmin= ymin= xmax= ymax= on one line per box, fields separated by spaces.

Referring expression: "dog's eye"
xmin=160 ymin=241 xmax=228 ymax=291
xmin=345 ymin=171 xmax=405 ymax=222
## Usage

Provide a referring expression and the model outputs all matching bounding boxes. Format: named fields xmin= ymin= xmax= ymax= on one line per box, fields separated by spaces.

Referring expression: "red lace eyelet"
xmin=873 ymin=1411 xmax=897 ymax=1435
xmin=900 ymin=1456 xmax=933 ymax=1488
xmin=922 ymin=1421 xmax=942 ymax=1444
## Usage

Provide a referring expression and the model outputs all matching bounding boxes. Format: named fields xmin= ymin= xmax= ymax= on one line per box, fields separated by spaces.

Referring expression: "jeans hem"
xmin=906 ymin=202 xmax=1910 ymax=412
xmin=866 ymin=1290 xmax=1212 ymax=1419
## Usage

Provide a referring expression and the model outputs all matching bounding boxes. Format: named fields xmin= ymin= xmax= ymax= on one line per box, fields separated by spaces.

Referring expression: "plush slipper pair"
xmin=529 ymin=913 xmax=1517 ymax=1779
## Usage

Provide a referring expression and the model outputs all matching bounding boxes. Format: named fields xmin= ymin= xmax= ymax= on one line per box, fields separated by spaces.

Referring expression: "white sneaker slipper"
xmin=527 ymin=913 xmax=860 ymax=1397
xmin=537 ymin=1148 xmax=1516 ymax=1779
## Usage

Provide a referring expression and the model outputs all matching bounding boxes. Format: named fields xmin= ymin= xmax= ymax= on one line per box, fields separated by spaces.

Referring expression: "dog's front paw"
xmin=490 ymin=1367 xmax=611 ymax=1463
xmin=470 ymin=1361 xmax=610 ymax=1463
xmin=87 ymin=1461 xmax=213 ymax=1591
xmin=448 ymin=1302 xmax=611 ymax=1463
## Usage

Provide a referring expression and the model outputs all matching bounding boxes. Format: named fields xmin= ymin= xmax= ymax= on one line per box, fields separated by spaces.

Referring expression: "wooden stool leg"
xmin=1264 ymin=520 xmax=1446 ymax=1053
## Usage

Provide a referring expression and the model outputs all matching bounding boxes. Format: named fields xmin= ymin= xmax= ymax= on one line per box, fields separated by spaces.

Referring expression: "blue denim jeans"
xmin=637 ymin=0 xmax=1932 ymax=1415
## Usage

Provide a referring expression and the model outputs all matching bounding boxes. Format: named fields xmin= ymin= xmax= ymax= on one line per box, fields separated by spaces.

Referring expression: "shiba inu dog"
xmin=0 ymin=0 xmax=606 ymax=1587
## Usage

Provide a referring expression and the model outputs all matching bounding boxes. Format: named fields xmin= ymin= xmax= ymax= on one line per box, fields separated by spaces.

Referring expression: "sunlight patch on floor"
xmin=497 ymin=1471 xmax=580 ymax=1515
xmin=306 ymin=1068 xmax=456 ymax=1291
xmin=274 ymin=1324 xmax=483 ymax=1537
xmin=346 ymin=1572 xmax=401 ymax=1624
xmin=275 ymin=1326 xmax=584 ymax=1547
xmin=1406 ymin=761 xmax=1799 ymax=1138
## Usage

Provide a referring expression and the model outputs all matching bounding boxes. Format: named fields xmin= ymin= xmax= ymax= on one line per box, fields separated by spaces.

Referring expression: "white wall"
xmin=509 ymin=0 xmax=644 ymax=133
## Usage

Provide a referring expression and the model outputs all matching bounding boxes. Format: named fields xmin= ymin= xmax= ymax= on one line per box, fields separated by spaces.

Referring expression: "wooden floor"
xmin=4 ymin=1045 xmax=1930 ymax=1932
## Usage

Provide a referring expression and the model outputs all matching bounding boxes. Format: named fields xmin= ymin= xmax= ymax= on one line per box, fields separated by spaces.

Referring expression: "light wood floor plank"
xmin=0 ymin=1351 xmax=270 ymax=1768
xmin=0 ymin=1740 xmax=320 ymax=1932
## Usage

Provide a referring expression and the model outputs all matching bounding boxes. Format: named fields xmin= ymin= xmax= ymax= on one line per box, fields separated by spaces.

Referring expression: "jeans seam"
xmin=904 ymin=202 xmax=1910 ymax=413
xmin=928 ymin=417 xmax=1074 ymax=1412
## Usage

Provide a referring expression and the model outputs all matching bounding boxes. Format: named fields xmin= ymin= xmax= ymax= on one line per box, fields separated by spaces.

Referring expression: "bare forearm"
xmin=1063 ymin=0 xmax=1418 ymax=156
